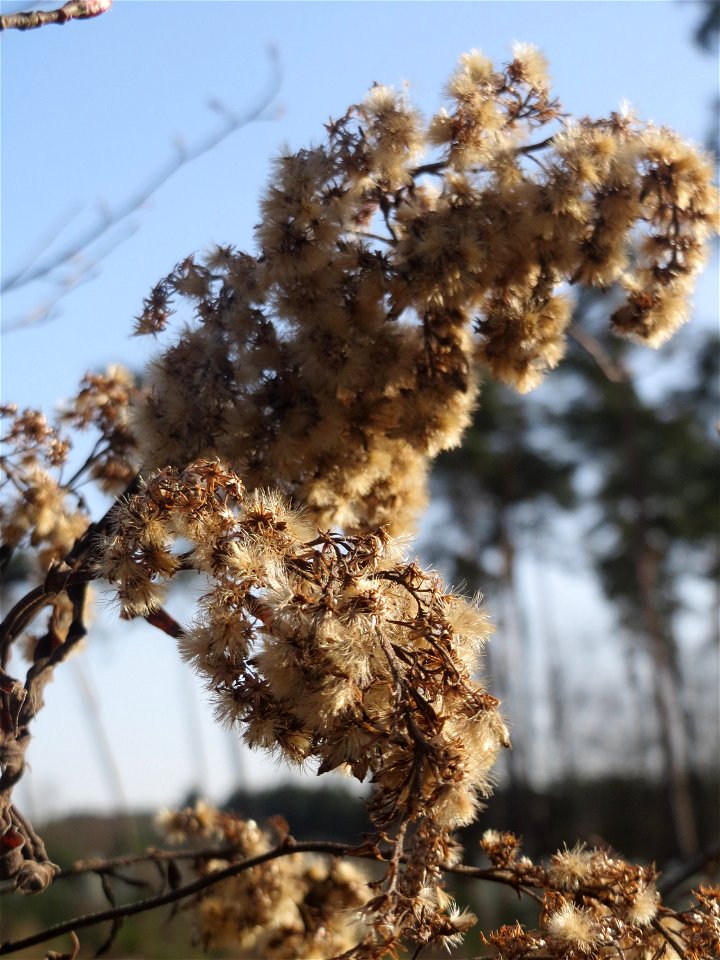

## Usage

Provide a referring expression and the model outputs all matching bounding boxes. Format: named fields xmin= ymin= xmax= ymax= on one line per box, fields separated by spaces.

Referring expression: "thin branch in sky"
xmin=3 ymin=202 xmax=84 ymax=290
xmin=0 ymin=0 xmax=111 ymax=32
xmin=1 ymin=46 xmax=282 ymax=317
xmin=2 ymin=220 xmax=139 ymax=333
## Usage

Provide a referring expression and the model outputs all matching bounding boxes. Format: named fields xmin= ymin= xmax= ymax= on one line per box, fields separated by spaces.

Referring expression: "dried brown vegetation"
xmin=1 ymin=46 xmax=718 ymax=959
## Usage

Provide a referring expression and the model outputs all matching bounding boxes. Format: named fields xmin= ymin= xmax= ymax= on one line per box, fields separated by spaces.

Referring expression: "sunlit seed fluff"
xmin=627 ymin=884 xmax=660 ymax=926
xmin=546 ymin=901 xmax=599 ymax=953
xmin=117 ymin=578 xmax=167 ymax=619
xmin=360 ymin=84 xmax=424 ymax=186
xmin=548 ymin=843 xmax=594 ymax=890
xmin=433 ymin=782 xmax=480 ymax=829
xmin=510 ymin=42 xmax=550 ymax=91
xmin=434 ymin=901 xmax=478 ymax=951
xmin=459 ymin=49 xmax=495 ymax=85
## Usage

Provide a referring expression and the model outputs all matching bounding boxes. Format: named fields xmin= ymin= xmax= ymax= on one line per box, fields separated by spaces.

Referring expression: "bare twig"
xmin=0 ymin=839 xmax=549 ymax=956
xmin=0 ymin=470 xmax=140 ymax=666
xmin=0 ymin=48 xmax=282 ymax=304
xmin=409 ymin=135 xmax=556 ymax=180
xmin=447 ymin=862 xmax=545 ymax=905
xmin=144 ymin=607 xmax=184 ymax=640
xmin=56 ymin=843 xmax=239 ymax=879
xmin=2 ymin=220 xmax=139 ymax=334
xmin=0 ymin=0 xmax=111 ymax=32
xmin=651 ymin=916 xmax=690 ymax=960
xmin=569 ymin=324 xmax=628 ymax=382
xmin=3 ymin=201 xmax=83 ymax=287
xmin=0 ymin=476 xmax=141 ymax=891
xmin=657 ymin=841 xmax=720 ymax=897
xmin=0 ymin=840 xmax=351 ymax=955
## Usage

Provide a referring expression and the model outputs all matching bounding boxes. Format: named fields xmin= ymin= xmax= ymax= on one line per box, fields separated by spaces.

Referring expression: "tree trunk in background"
xmin=635 ymin=542 xmax=698 ymax=858
xmin=530 ymin=540 xmax=574 ymax=783
xmin=498 ymin=515 xmax=529 ymax=784
xmin=617 ymin=388 xmax=699 ymax=859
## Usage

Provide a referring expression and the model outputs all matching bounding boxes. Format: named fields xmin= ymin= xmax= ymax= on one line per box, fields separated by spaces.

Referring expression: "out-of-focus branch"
xmin=3 ymin=826 xmax=713 ymax=957
xmin=144 ymin=607 xmax=184 ymax=640
xmin=569 ymin=323 xmax=629 ymax=382
xmin=0 ymin=46 xmax=282 ymax=326
xmin=2 ymin=219 xmax=138 ymax=334
xmin=0 ymin=0 xmax=111 ymax=32
xmin=658 ymin=841 xmax=720 ymax=897
xmin=55 ymin=843 xmax=239 ymax=879
xmin=0 ymin=839 xmax=543 ymax=956
xmin=0 ymin=840 xmax=352 ymax=955
xmin=0 ymin=474 xmax=140 ymax=667
xmin=0 ymin=475 xmax=141 ymax=893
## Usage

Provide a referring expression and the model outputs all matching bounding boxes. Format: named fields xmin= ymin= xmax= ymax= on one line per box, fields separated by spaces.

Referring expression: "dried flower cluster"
xmin=98 ymin=459 xmax=507 ymax=954
xmin=0 ymin=404 xmax=86 ymax=572
xmin=132 ymin=45 xmax=717 ymax=536
xmin=156 ymin=802 xmax=370 ymax=958
xmin=0 ymin=366 xmax=139 ymax=573
xmin=0 ymin=369 xmax=140 ymax=896
xmin=478 ymin=831 xmax=720 ymax=960
xmin=0 ymin=43 xmax=717 ymax=960
xmin=108 ymin=805 xmax=720 ymax=960
xmin=59 ymin=365 xmax=139 ymax=494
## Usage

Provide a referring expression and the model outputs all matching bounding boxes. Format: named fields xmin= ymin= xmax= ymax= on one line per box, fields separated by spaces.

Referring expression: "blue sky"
xmin=1 ymin=1 xmax=718 ymax=817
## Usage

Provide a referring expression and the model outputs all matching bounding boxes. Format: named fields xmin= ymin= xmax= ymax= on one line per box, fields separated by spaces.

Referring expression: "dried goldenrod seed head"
xmin=627 ymin=883 xmax=660 ymax=927
xmin=2 ymin=42 xmax=717 ymax=960
xmin=547 ymin=843 xmax=593 ymax=890
xmin=126 ymin=49 xmax=715 ymax=540
xmin=96 ymin=460 xmax=506 ymax=954
xmin=546 ymin=901 xmax=599 ymax=954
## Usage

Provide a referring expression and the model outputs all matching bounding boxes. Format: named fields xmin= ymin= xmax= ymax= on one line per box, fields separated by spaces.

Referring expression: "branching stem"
xmin=0 ymin=839 xmax=547 ymax=956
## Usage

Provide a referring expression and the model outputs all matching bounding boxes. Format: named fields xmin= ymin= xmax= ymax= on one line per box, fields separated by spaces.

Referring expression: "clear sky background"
xmin=1 ymin=0 xmax=718 ymax=819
